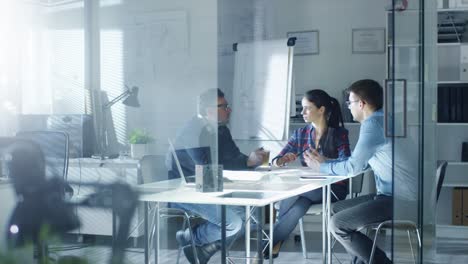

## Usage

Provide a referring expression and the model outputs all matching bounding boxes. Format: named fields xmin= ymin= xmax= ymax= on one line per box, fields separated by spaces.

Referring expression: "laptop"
xmin=168 ymin=140 xmax=211 ymax=185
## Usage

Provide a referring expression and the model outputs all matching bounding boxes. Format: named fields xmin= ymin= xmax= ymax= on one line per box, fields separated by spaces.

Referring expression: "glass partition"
xmin=0 ymin=0 xmax=446 ymax=263
xmin=389 ymin=0 xmax=438 ymax=263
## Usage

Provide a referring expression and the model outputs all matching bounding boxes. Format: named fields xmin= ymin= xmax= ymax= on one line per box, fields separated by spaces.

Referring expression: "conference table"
xmin=137 ymin=167 xmax=349 ymax=264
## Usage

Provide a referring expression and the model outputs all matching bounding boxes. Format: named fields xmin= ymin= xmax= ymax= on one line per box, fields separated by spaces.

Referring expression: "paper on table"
xmin=223 ymin=170 xmax=267 ymax=181
xmin=224 ymin=167 xmax=327 ymax=182
xmin=269 ymin=168 xmax=325 ymax=177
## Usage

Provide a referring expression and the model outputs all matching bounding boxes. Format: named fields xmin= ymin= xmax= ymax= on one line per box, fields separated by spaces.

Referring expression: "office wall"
xmin=269 ymin=0 xmax=387 ymax=101
xmin=98 ymin=0 xmax=218 ymax=154
xmin=218 ymin=0 xmax=386 ymax=107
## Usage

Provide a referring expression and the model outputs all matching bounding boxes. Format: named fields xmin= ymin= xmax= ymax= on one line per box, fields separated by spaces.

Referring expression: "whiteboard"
xmin=230 ymin=39 xmax=294 ymax=140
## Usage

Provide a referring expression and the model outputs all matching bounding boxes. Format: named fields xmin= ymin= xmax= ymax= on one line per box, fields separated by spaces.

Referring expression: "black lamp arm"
xmin=103 ymin=89 xmax=131 ymax=109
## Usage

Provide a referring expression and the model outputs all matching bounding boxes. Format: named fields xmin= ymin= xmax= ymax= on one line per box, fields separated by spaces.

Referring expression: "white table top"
xmin=68 ymin=158 xmax=141 ymax=170
xmin=137 ymin=168 xmax=348 ymax=207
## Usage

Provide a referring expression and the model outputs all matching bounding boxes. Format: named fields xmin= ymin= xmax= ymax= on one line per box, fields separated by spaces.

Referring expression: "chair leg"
xmin=298 ymin=218 xmax=307 ymax=259
xmin=415 ymin=228 xmax=422 ymax=248
xmin=368 ymin=225 xmax=382 ymax=264
xmin=176 ymin=218 xmax=188 ymax=264
xmin=407 ymin=229 xmax=417 ymax=264
xmin=186 ymin=215 xmax=200 ymax=264
xmin=330 ymin=238 xmax=344 ymax=264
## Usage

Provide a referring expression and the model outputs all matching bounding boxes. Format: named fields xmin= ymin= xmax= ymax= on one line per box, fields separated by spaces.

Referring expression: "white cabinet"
xmin=67 ymin=158 xmax=145 ymax=237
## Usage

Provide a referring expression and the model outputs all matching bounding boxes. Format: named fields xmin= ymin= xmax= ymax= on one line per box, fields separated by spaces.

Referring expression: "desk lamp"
xmin=99 ymin=85 xmax=140 ymax=159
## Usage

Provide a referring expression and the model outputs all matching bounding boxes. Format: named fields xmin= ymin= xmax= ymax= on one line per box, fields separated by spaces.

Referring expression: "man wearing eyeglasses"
xmin=304 ymin=80 xmax=416 ymax=264
xmin=169 ymin=88 xmax=268 ymax=264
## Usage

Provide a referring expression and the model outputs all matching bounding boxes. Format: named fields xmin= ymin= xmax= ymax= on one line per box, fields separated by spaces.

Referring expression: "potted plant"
xmin=128 ymin=129 xmax=154 ymax=159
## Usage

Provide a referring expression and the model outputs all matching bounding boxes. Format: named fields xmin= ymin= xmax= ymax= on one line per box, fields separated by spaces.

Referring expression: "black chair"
xmin=13 ymin=131 xmax=72 ymax=262
xmin=5 ymin=139 xmax=79 ymax=264
xmin=364 ymin=161 xmax=448 ymax=264
xmin=435 ymin=161 xmax=448 ymax=204
xmin=5 ymin=139 xmax=137 ymax=264
xmin=15 ymin=130 xmax=70 ymax=181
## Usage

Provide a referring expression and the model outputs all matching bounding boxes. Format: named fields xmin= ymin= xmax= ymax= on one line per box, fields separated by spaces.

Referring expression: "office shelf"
xmin=437 ymin=42 xmax=462 ymax=46
xmin=387 ymin=44 xmax=421 ymax=47
xmin=437 ymin=224 xmax=468 ymax=239
xmin=437 ymin=80 xmax=468 ymax=84
xmin=447 ymin=161 xmax=468 ymax=165
xmin=437 ymin=122 xmax=468 ymax=126
xmin=441 ymin=162 xmax=468 ymax=187
xmin=436 ymin=7 xmax=468 ymax=238
xmin=438 ymin=8 xmax=468 ymax=13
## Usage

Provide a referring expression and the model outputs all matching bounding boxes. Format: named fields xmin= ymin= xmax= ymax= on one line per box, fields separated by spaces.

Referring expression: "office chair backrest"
xmin=0 ymin=137 xmax=16 ymax=157
xmin=5 ymin=139 xmax=47 ymax=195
xmin=351 ymin=172 xmax=366 ymax=196
xmin=0 ymin=137 xmax=30 ymax=179
xmin=435 ymin=161 xmax=448 ymax=204
xmin=16 ymin=130 xmax=70 ymax=181
xmin=167 ymin=145 xmax=211 ymax=182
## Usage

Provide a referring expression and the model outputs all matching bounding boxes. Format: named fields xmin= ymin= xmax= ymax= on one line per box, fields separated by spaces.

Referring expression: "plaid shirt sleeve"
xmin=275 ymin=125 xmax=350 ymax=164
xmin=276 ymin=129 xmax=300 ymax=158
xmin=333 ymin=128 xmax=351 ymax=161
xmin=274 ymin=125 xmax=311 ymax=160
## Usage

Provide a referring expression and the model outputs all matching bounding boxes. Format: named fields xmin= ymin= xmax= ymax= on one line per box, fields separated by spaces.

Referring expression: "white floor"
xmin=50 ymin=235 xmax=468 ymax=264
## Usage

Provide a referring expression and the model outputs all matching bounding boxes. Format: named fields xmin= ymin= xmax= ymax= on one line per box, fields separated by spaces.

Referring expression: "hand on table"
xmin=304 ymin=150 xmax=321 ymax=172
xmin=275 ymin=153 xmax=297 ymax=167
xmin=247 ymin=148 xmax=269 ymax=167
xmin=308 ymin=148 xmax=328 ymax=163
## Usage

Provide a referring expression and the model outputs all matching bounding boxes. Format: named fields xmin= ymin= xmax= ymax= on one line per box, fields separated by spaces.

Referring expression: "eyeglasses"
xmin=345 ymin=100 xmax=359 ymax=107
xmin=217 ymin=103 xmax=231 ymax=111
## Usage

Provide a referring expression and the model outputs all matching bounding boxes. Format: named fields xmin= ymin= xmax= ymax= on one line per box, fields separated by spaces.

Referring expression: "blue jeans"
xmin=171 ymin=203 xmax=245 ymax=246
xmin=270 ymin=183 xmax=348 ymax=248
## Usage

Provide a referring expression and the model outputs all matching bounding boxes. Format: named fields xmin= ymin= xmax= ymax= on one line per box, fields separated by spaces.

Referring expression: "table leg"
xmin=322 ymin=186 xmax=326 ymax=264
xmin=246 ymin=205 xmax=251 ymax=263
xmin=269 ymin=203 xmax=273 ymax=264
xmin=144 ymin=202 xmax=149 ymax=264
xmin=112 ymin=209 xmax=116 ymax=251
xmin=155 ymin=202 xmax=160 ymax=264
xmin=257 ymin=206 xmax=263 ymax=264
xmin=222 ymin=205 xmax=227 ymax=264
xmin=327 ymin=184 xmax=331 ymax=264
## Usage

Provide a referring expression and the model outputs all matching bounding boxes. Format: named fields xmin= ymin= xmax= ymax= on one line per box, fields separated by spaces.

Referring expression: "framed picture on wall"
xmin=287 ymin=30 xmax=319 ymax=55
xmin=384 ymin=79 xmax=407 ymax=138
xmin=352 ymin=28 xmax=386 ymax=54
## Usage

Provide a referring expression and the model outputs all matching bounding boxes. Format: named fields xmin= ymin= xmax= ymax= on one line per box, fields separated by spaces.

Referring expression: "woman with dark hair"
xmin=264 ymin=89 xmax=351 ymax=259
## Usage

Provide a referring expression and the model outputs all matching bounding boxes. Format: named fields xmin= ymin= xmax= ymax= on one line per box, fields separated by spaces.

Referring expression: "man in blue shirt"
xmin=169 ymin=88 xmax=267 ymax=264
xmin=305 ymin=79 xmax=416 ymax=264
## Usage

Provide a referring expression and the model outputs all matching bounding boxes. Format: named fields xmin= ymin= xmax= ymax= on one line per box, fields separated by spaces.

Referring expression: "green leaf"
xmin=128 ymin=129 xmax=154 ymax=144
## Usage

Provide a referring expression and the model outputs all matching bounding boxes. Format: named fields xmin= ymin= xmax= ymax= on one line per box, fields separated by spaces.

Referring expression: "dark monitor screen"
xmin=168 ymin=146 xmax=211 ymax=181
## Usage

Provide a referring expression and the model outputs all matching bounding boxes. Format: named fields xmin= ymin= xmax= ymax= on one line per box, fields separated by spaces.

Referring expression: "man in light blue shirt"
xmin=305 ymin=79 xmax=416 ymax=264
